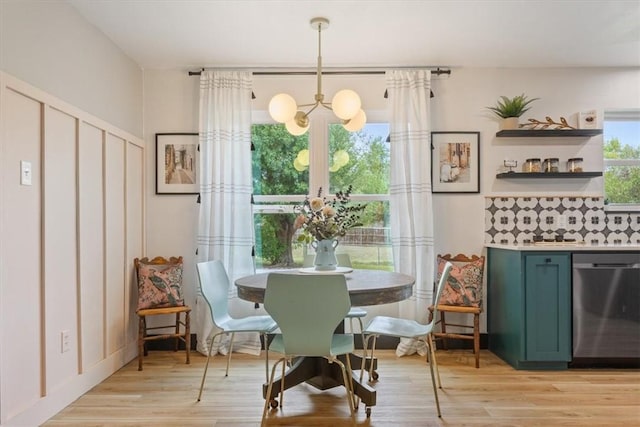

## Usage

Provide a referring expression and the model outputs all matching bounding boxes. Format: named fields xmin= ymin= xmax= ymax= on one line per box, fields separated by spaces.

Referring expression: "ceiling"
xmin=67 ymin=0 xmax=640 ymax=71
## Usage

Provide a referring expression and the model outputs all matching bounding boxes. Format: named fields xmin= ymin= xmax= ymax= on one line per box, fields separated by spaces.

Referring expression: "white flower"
xmin=322 ymin=206 xmax=335 ymax=217
xmin=310 ymin=197 xmax=324 ymax=211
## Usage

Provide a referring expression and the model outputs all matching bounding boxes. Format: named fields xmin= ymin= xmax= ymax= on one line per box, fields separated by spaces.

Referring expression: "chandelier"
xmin=268 ymin=17 xmax=367 ymax=136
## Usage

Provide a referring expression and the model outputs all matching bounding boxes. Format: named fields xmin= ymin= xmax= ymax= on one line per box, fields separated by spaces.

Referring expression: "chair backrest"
xmin=303 ymin=253 xmax=352 ymax=267
xmin=429 ymin=261 xmax=453 ymax=327
xmin=196 ymin=260 xmax=232 ymax=327
xmin=134 ymin=256 xmax=182 ymax=269
xmin=437 ymin=253 xmax=485 ymax=308
xmin=265 ymin=273 xmax=350 ymax=356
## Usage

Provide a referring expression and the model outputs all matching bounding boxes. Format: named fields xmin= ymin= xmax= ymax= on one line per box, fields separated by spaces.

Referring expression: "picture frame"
xmin=431 ymin=131 xmax=480 ymax=193
xmin=578 ymin=110 xmax=598 ymax=129
xmin=155 ymin=133 xmax=199 ymax=195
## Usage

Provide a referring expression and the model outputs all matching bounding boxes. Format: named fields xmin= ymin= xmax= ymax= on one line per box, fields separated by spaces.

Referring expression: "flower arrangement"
xmin=294 ymin=186 xmax=366 ymax=244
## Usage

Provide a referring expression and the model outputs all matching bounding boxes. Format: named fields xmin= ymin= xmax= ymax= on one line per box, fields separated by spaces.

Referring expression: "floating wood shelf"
xmin=496 ymin=129 xmax=603 ymax=137
xmin=496 ymin=172 xmax=603 ymax=179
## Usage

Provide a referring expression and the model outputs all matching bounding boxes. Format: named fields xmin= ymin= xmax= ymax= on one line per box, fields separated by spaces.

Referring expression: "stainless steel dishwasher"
xmin=572 ymin=252 xmax=640 ymax=364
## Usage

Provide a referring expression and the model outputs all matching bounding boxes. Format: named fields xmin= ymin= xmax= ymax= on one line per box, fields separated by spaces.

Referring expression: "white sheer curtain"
xmin=386 ymin=69 xmax=435 ymax=356
xmin=195 ymin=70 xmax=261 ymax=356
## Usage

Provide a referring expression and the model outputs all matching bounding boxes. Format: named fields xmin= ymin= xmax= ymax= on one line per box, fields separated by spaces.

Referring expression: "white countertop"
xmin=485 ymin=243 xmax=640 ymax=251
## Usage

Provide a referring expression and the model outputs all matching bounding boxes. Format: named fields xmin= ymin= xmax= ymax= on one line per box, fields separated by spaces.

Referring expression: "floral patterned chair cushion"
xmin=436 ymin=254 xmax=485 ymax=308
xmin=136 ymin=257 xmax=185 ymax=310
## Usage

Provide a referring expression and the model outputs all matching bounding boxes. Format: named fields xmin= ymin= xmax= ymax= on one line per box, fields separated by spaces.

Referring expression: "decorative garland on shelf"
xmin=519 ymin=116 xmax=576 ymax=130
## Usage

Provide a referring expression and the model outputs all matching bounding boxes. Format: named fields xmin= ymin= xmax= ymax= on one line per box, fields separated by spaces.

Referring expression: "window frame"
xmin=251 ymin=109 xmax=390 ymax=205
xmin=603 ymin=109 xmax=640 ymax=212
xmin=250 ymin=109 xmax=392 ymax=270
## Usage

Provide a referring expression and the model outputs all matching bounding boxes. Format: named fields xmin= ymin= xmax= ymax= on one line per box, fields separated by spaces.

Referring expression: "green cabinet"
xmin=487 ymin=248 xmax=571 ymax=369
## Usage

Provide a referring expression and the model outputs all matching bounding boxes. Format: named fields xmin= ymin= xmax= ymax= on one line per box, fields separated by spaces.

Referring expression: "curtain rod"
xmin=188 ymin=67 xmax=451 ymax=76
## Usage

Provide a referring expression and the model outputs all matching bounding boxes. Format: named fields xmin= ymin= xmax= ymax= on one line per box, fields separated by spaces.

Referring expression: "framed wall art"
xmin=431 ymin=131 xmax=480 ymax=193
xmin=155 ymin=133 xmax=199 ymax=195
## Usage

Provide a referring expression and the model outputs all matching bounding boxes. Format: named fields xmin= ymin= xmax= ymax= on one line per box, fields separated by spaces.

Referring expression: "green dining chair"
xmin=262 ymin=273 xmax=356 ymax=424
xmin=195 ymin=260 xmax=278 ymax=402
xmin=360 ymin=261 xmax=453 ymax=418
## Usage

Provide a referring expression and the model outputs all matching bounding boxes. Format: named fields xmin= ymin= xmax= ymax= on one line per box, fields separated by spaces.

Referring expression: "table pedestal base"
xmin=262 ymin=354 xmax=377 ymax=408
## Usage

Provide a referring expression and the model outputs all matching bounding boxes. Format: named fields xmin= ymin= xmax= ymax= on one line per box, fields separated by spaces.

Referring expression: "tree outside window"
xmin=603 ymin=110 xmax=640 ymax=207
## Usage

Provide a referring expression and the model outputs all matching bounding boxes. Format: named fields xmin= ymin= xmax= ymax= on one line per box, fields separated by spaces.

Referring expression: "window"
xmin=603 ymin=109 xmax=640 ymax=209
xmin=251 ymin=111 xmax=391 ymax=271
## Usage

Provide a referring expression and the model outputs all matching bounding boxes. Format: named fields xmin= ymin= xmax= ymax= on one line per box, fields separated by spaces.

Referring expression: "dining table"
xmin=235 ymin=268 xmax=415 ymax=413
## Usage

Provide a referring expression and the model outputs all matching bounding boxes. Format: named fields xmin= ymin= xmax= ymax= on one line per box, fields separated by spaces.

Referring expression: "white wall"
xmin=143 ymin=67 xmax=640 ymax=334
xmin=143 ymin=69 xmax=200 ymax=310
xmin=0 ymin=0 xmax=143 ymax=137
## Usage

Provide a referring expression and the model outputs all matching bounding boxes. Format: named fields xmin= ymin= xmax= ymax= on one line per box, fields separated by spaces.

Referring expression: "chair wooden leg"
xmin=439 ymin=311 xmax=448 ymax=350
xmin=263 ymin=333 xmax=270 ymax=383
xmin=173 ymin=313 xmax=180 ymax=352
xmin=474 ymin=312 xmax=480 ymax=368
xmin=368 ymin=335 xmax=378 ymax=381
xmin=184 ymin=311 xmax=191 ymax=365
xmin=279 ymin=357 xmax=287 ymax=408
xmin=359 ymin=334 xmax=373 ymax=384
xmin=337 ymin=357 xmax=356 ymax=416
xmin=356 ymin=317 xmax=366 ymax=360
xmin=262 ymin=357 xmax=285 ymax=425
xmin=428 ymin=334 xmax=442 ymax=389
xmin=426 ymin=337 xmax=442 ymax=417
xmin=225 ymin=332 xmax=236 ymax=377
xmin=197 ymin=331 xmax=220 ymax=402
xmin=138 ymin=315 xmax=145 ymax=371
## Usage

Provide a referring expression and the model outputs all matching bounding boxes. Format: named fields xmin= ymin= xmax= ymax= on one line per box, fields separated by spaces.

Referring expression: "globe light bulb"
xmin=286 ymin=118 xmax=309 ymax=136
xmin=293 ymin=157 xmax=308 ymax=171
xmin=343 ymin=109 xmax=367 ymax=132
xmin=297 ymin=149 xmax=310 ymax=166
xmin=332 ymin=89 xmax=361 ymax=120
xmin=269 ymin=93 xmax=297 ymax=123
xmin=333 ymin=150 xmax=349 ymax=167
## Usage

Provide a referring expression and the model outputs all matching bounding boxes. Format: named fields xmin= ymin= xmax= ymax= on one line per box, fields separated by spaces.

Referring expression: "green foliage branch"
xmin=603 ymin=137 xmax=640 ymax=205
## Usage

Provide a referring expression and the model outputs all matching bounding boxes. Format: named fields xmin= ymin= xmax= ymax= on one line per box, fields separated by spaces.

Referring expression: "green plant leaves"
xmin=486 ymin=93 xmax=540 ymax=118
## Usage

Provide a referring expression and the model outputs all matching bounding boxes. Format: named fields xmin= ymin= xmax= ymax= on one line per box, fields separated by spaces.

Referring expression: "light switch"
xmin=20 ymin=161 xmax=32 ymax=186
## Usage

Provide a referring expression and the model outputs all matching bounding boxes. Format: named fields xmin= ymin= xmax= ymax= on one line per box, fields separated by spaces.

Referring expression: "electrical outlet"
xmin=557 ymin=214 xmax=567 ymax=229
xmin=61 ymin=330 xmax=70 ymax=353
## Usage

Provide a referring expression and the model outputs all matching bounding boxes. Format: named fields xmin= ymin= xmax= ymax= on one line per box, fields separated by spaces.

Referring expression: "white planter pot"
xmin=500 ymin=117 xmax=520 ymax=130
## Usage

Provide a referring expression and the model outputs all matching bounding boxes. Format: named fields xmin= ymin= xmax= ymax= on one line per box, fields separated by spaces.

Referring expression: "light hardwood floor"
xmin=44 ymin=349 xmax=640 ymax=426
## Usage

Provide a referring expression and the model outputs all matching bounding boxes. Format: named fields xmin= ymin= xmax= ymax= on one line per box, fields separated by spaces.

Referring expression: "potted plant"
xmin=486 ymin=93 xmax=539 ymax=130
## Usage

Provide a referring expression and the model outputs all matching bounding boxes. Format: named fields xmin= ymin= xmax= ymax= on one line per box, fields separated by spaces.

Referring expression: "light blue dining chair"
xmin=360 ymin=261 xmax=453 ymax=418
xmin=262 ymin=273 xmax=356 ymax=424
xmin=303 ymin=253 xmax=368 ymax=338
xmin=195 ymin=260 xmax=278 ymax=402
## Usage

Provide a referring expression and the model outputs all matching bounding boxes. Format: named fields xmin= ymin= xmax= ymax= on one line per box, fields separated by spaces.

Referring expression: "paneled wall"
xmin=0 ymin=72 xmax=144 ymax=426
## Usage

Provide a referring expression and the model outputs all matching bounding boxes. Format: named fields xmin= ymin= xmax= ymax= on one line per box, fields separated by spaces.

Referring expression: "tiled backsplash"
xmin=485 ymin=197 xmax=640 ymax=245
